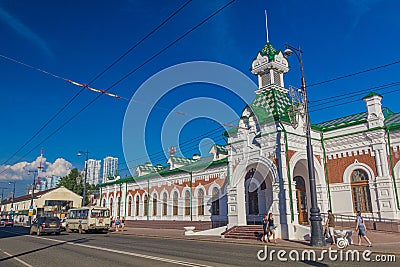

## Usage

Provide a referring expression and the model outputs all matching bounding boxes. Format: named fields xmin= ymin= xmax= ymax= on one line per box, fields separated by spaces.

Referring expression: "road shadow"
xmin=0 ymin=236 xmax=89 ymax=263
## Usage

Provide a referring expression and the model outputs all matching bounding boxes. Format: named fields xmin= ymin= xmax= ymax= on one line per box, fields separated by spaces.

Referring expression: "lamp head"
xmin=284 ymin=48 xmax=293 ymax=57
xmin=77 ymin=152 xmax=82 ymax=157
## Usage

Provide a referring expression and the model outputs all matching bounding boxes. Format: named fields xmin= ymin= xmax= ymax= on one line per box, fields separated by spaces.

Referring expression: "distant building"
xmin=102 ymin=156 xmax=118 ymax=183
xmin=86 ymin=159 xmax=101 ymax=185
xmin=0 ymin=186 xmax=82 ymax=221
xmin=39 ymin=176 xmax=61 ymax=191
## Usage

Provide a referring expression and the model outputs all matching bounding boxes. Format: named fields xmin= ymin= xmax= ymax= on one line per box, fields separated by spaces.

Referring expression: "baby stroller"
xmin=334 ymin=230 xmax=352 ymax=249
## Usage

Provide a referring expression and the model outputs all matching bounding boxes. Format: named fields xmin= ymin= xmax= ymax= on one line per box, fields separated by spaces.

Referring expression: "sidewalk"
xmin=110 ymin=226 xmax=400 ymax=255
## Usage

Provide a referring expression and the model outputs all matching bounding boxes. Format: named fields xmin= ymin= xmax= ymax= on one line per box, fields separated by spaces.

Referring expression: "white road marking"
xmin=0 ymin=229 xmax=212 ymax=267
xmin=0 ymin=249 xmax=33 ymax=267
xmin=32 ymin=235 xmax=211 ymax=267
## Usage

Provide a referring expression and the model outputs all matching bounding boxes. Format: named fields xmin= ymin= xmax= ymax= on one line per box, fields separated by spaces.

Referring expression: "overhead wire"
xmin=307 ymin=60 xmax=400 ymax=88
xmin=0 ymin=0 xmax=238 ymax=176
xmin=5 ymin=0 xmax=400 ymax=178
xmin=310 ymin=86 xmax=400 ymax=113
xmin=0 ymin=0 xmax=194 ymax=174
xmin=309 ymin=82 xmax=400 ymax=108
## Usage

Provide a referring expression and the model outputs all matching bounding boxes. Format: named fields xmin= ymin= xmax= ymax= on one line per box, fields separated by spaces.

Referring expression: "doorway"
xmin=294 ymin=176 xmax=308 ymax=225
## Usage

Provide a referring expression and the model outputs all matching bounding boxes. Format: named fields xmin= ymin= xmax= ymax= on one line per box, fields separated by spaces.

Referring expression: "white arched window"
xmin=197 ymin=189 xmax=204 ymax=216
xmin=162 ymin=192 xmax=168 ymax=216
xmin=173 ymin=191 xmax=178 ymax=216
xmin=351 ymin=169 xmax=372 ymax=213
xmin=211 ymin=187 xmax=220 ymax=215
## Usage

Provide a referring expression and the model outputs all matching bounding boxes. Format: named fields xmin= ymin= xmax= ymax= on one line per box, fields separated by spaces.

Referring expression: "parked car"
xmin=29 ymin=216 xmax=60 ymax=235
xmin=1 ymin=218 xmax=14 ymax=227
xmin=59 ymin=218 xmax=66 ymax=231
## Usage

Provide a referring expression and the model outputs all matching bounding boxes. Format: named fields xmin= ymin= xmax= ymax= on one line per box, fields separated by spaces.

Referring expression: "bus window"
xmin=91 ymin=209 xmax=109 ymax=218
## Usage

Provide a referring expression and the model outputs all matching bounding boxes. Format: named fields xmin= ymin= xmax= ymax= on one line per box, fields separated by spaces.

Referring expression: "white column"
xmin=374 ymin=148 xmax=383 ymax=177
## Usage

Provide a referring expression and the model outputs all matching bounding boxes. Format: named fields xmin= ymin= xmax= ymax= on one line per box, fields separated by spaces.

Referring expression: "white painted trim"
xmin=208 ymin=182 xmax=221 ymax=196
xmin=194 ymin=185 xmax=207 ymax=197
xmin=290 ymin=151 xmax=326 ymax=186
xmin=343 ymin=162 xmax=375 ymax=184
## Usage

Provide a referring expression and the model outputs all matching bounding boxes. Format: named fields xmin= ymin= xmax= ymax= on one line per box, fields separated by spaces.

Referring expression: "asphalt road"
xmin=0 ymin=226 xmax=398 ymax=267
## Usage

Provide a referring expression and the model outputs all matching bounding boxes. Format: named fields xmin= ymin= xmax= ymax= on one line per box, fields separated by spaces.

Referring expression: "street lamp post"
xmin=77 ymin=150 xmax=89 ymax=207
xmin=284 ymin=44 xmax=325 ymax=247
xmin=27 ymin=170 xmax=37 ymax=226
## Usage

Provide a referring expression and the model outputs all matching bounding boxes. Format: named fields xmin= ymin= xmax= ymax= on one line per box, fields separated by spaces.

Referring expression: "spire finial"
xmin=265 ymin=10 xmax=269 ymax=43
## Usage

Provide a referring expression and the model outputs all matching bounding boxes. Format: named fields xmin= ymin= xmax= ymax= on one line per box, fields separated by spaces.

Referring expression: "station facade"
xmin=100 ymin=41 xmax=400 ymax=239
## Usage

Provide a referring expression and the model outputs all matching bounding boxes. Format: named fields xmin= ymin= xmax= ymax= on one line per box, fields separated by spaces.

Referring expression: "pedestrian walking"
xmin=355 ymin=211 xmax=372 ymax=247
xmin=121 ymin=217 xmax=125 ymax=232
xmin=261 ymin=214 xmax=268 ymax=243
xmin=267 ymin=213 xmax=277 ymax=244
xmin=115 ymin=217 xmax=120 ymax=232
xmin=325 ymin=210 xmax=336 ymax=245
xmin=110 ymin=216 xmax=113 ymax=228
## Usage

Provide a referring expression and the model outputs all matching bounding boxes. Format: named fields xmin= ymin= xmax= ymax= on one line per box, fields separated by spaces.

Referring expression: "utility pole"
xmin=27 ymin=170 xmax=38 ymax=226
xmin=77 ymin=150 xmax=89 ymax=207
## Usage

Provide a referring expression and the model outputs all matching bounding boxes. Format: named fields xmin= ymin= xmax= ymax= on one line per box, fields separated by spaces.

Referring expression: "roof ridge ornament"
xmin=265 ymin=10 xmax=269 ymax=43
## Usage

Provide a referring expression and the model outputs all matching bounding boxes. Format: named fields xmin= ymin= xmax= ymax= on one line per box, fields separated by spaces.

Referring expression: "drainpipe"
xmin=190 ymin=170 xmax=193 ymax=222
xmin=124 ymin=182 xmax=127 ymax=218
xmin=321 ymin=131 xmax=333 ymax=210
xmin=386 ymin=127 xmax=400 ymax=210
xmin=118 ymin=183 xmax=122 ymax=217
xmin=147 ymin=177 xmax=150 ymax=221
xmin=279 ymin=123 xmax=295 ymax=222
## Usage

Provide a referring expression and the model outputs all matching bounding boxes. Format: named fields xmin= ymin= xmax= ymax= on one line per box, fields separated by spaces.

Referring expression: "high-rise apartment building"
xmin=86 ymin=159 xmax=101 ymax=185
xmin=102 ymin=156 xmax=118 ymax=183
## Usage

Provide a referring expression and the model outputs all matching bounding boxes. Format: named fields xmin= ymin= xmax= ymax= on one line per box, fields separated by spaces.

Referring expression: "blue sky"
xmin=1 ymin=0 xmax=400 ymax=196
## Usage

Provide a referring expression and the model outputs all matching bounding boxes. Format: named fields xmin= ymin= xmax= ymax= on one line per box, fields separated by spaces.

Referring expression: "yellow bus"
xmin=66 ymin=206 xmax=110 ymax=233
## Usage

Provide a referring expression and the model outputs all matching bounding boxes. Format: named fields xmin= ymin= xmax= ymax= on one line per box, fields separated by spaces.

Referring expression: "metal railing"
xmin=321 ymin=213 xmax=400 ymax=233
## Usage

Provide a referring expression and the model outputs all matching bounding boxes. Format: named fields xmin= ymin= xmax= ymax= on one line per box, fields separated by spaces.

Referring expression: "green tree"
xmin=58 ymin=168 xmax=83 ymax=197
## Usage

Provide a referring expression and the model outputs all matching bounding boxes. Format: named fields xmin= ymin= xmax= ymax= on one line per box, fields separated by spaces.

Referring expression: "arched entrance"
xmin=244 ymin=165 xmax=273 ymax=224
xmin=294 ymin=176 xmax=308 ymax=225
xmin=291 ymin=152 xmax=328 ymax=226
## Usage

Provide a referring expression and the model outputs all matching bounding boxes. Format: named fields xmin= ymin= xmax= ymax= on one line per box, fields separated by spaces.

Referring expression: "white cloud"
xmin=0 ymin=156 xmax=72 ymax=181
xmin=0 ymin=6 xmax=52 ymax=56
xmin=46 ymin=158 xmax=72 ymax=177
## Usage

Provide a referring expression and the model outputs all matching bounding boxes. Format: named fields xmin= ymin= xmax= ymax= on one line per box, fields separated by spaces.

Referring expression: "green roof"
xmin=385 ymin=112 xmax=400 ymax=129
xmin=314 ymin=111 xmax=367 ymax=131
xmin=223 ymin=127 xmax=238 ymax=138
xmin=251 ymin=88 xmax=292 ymax=123
xmin=260 ymin=42 xmax=281 ymax=61
xmin=168 ymin=156 xmax=198 ymax=165
xmin=362 ymin=92 xmax=383 ymax=100
xmin=213 ymin=144 xmax=228 ymax=154
xmin=100 ymin=157 xmax=228 ymax=187
xmin=314 ymin=107 xmax=395 ymax=131
xmin=137 ymin=164 xmax=166 ymax=173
